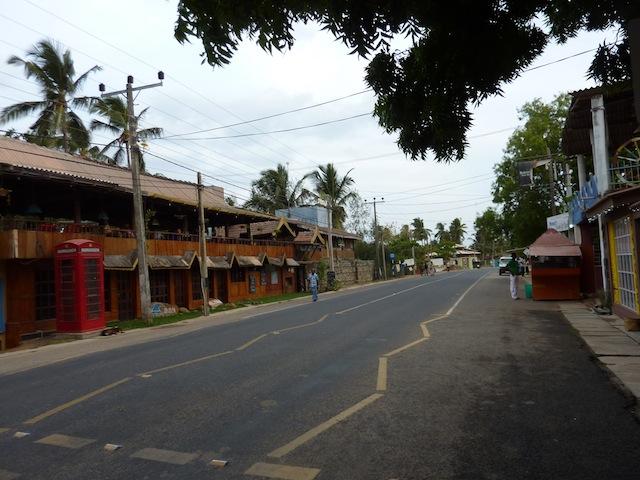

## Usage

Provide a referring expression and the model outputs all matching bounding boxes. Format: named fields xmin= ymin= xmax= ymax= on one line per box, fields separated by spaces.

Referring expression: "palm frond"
xmin=0 ymin=101 xmax=47 ymax=123
xmin=90 ymin=119 xmax=121 ymax=136
xmin=73 ymin=65 xmax=102 ymax=91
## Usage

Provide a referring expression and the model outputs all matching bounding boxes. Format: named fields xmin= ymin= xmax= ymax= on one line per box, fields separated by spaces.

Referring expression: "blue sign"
xmin=151 ymin=303 xmax=162 ymax=315
xmin=389 ymin=252 xmax=395 ymax=261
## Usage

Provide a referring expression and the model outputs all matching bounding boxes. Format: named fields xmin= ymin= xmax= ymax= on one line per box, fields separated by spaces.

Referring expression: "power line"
xmin=162 ymin=89 xmax=373 ymax=138
xmin=15 ymin=2 xmax=322 ymax=169
xmin=163 ymin=112 xmax=372 ymax=140
xmin=0 ymin=13 xmax=306 ymax=171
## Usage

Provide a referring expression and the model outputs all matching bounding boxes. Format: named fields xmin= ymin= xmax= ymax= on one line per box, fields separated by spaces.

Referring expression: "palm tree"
xmin=311 ymin=163 xmax=357 ymax=229
xmin=449 ymin=217 xmax=467 ymax=244
xmin=0 ymin=40 xmax=101 ymax=153
xmin=245 ymin=164 xmax=311 ymax=214
xmin=90 ymin=97 xmax=163 ymax=170
xmin=434 ymin=222 xmax=447 ymax=241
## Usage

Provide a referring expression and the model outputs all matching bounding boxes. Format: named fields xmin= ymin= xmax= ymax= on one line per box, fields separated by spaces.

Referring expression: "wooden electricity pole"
xmin=197 ymin=172 xmax=209 ymax=316
xmin=100 ymin=73 xmax=164 ymax=323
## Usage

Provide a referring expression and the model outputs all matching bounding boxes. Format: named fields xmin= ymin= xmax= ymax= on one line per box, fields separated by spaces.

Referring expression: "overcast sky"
xmin=0 ymin=1 xmax=618 ymax=243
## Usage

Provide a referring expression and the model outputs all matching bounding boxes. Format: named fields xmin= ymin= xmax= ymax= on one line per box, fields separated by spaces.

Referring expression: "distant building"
xmin=275 ymin=206 xmax=329 ymax=228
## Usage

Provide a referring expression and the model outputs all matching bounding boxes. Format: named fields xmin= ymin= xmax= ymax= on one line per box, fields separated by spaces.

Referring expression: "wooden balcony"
xmin=0 ymin=218 xmax=296 ymax=259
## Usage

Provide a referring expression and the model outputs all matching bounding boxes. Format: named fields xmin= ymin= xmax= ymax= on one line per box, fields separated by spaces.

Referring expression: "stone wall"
xmin=306 ymin=258 xmax=374 ymax=289
xmin=331 ymin=258 xmax=374 ymax=286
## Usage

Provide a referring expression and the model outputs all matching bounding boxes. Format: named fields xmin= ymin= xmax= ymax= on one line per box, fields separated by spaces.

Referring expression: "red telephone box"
xmin=54 ymin=239 xmax=105 ymax=333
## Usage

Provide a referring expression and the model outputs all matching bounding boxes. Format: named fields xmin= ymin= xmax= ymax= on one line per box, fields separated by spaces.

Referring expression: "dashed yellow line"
xmin=140 ymin=350 xmax=234 ymax=376
xmin=23 ymin=377 xmax=132 ymax=425
xmin=274 ymin=314 xmax=328 ymax=334
xmin=376 ymin=357 xmax=388 ymax=391
xmin=383 ymin=337 xmax=428 ymax=358
xmin=236 ymin=333 xmax=269 ymax=351
xmin=267 ymin=393 xmax=384 ymax=459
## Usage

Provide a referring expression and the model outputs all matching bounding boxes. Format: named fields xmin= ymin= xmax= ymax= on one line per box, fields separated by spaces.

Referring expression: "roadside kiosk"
xmin=54 ymin=239 xmax=105 ymax=333
xmin=529 ymin=229 xmax=581 ymax=300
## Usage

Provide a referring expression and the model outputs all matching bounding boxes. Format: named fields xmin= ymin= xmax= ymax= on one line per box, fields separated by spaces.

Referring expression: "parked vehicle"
xmin=498 ymin=256 xmax=511 ymax=275
xmin=472 ymin=260 xmax=481 ymax=269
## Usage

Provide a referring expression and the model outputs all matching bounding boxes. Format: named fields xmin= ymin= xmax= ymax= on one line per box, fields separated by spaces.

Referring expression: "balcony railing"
xmin=610 ymin=137 xmax=640 ymax=190
xmin=0 ymin=217 xmax=296 ymax=247
xmin=609 ymin=163 xmax=640 ymax=190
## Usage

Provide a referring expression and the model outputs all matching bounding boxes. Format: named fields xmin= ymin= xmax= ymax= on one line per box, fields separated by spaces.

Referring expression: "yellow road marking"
xmin=420 ymin=323 xmax=431 ymax=338
xmin=140 ymin=351 xmax=234 ymax=376
xmin=35 ymin=433 xmax=95 ymax=449
xmin=423 ymin=314 xmax=447 ymax=325
xmin=23 ymin=377 xmax=132 ymax=425
xmin=0 ymin=428 xmax=8 ymax=435
xmin=376 ymin=357 xmax=388 ymax=391
xmin=383 ymin=337 xmax=428 ymax=358
xmin=236 ymin=333 xmax=269 ymax=351
xmin=335 ymin=274 xmax=462 ymax=315
xmin=275 ymin=314 xmax=328 ymax=334
xmin=245 ymin=462 xmax=320 ymax=480
xmin=131 ymin=447 xmax=198 ymax=465
xmin=268 ymin=393 xmax=384 ymax=459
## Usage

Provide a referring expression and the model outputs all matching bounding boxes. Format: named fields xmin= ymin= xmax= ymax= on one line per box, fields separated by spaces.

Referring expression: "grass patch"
xmin=107 ymin=310 xmax=202 ymax=331
xmin=107 ymin=291 xmax=311 ymax=331
xmin=240 ymin=291 xmax=310 ymax=305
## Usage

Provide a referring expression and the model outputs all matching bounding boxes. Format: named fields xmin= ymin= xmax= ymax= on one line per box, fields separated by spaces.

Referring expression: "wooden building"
xmin=0 ymin=138 xmax=358 ymax=348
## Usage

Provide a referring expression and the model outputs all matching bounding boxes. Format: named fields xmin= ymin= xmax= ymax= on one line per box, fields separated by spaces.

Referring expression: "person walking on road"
xmin=507 ymin=253 xmax=521 ymax=300
xmin=308 ymin=269 xmax=319 ymax=302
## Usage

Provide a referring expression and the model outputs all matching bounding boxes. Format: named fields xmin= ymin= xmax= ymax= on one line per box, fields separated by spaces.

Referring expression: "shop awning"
xmin=207 ymin=256 xmax=231 ymax=269
xmin=236 ymin=255 xmax=263 ymax=267
xmin=285 ymin=258 xmax=300 ymax=267
xmin=266 ymin=255 xmax=285 ymax=267
xmin=529 ymin=229 xmax=582 ymax=257
xmin=104 ymin=251 xmax=137 ymax=271
xmin=147 ymin=251 xmax=197 ymax=270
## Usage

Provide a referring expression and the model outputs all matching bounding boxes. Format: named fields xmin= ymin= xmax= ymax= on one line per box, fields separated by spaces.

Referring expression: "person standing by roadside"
xmin=506 ymin=252 xmax=521 ymax=300
xmin=308 ymin=269 xmax=319 ymax=302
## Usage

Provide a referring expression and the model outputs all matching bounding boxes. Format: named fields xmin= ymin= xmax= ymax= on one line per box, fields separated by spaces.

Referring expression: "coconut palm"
xmin=245 ymin=163 xmax=311 ymax=214
xmin=0 ymin=40 xmax=101 ymax=153
xmin=449 ymin=217 xmax=467 ymax=244
xmin=90 ymin=97 xmax=163 ymax=170
xmin=310 ymin=163 xmax=357 ymax=229
xmin=434 ymin=222 xmax=447 ymax=241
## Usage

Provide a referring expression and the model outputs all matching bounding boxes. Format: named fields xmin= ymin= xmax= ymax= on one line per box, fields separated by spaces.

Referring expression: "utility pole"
xmin=381 ymin=236 xmax=387 ymax=280
xmin=411 ymin=245 xmax=416 ymax=276
xmin=197 ymin=172 xmax=209 ymax=316
xmin=100 ymin=72 xmax=164 ymax=324
xmin=547 ymin=146 xmax=557 ymax=215
xmin=365 ymin=197 xmax=384 ymax=280
xmin=327 ymin=200 xmax=335 ymax=272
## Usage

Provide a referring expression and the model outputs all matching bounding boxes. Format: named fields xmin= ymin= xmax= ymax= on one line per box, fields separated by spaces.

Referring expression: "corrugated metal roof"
xmin=236 ymin=255 xmax=263 ymax=267
xmin=529 ymin=229 xmax=581 ymax=257
xmin=0 ymin=137 xmax=272 ymax=220
xmin=207 ymin=256 xmax=231 ymax=269
xmin=562 ymin=83 xmax=638 ymax=156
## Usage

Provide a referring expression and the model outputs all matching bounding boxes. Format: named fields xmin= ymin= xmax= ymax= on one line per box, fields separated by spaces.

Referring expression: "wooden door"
xmin=116 ymin=272 xmax=135 ymax=320
xmin=215 ymin=270 xmax=228 ymax=303
xmin=174 ymin=271 xmax=187 ymax=307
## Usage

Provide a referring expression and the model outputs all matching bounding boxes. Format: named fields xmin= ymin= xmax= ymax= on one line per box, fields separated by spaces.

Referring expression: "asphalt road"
xmin=1 ymin=269 xmax=640 ymax=480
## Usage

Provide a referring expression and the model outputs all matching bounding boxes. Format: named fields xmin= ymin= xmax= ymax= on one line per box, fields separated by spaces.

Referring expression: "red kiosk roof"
xmin=529 ymin=229 xmax=581 ymax=257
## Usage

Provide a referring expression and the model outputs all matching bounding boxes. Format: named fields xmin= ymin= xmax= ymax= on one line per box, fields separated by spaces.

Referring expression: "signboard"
xmin=249 ymin=274 xmax=257 ymax=293
xmin=151 ymin=303 xmax=162 ymax=315
xmin=517 ymin=162 xmax=533 ymax=186
xmin=389 ymin=252 xmax=396 ymax=261
xmin=547 ymin=212 xmax=570 ymax=232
